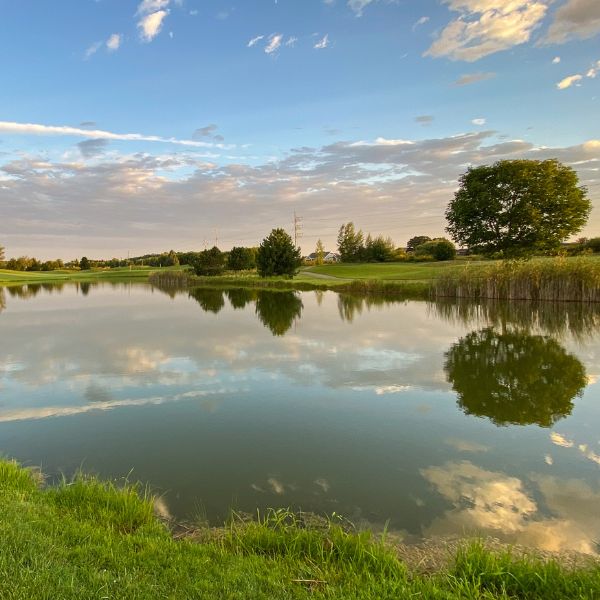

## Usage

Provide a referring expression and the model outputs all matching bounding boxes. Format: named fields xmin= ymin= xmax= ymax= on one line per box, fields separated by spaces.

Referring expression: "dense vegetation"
xmin=256 ymin=228 xmax=302 ymax=277
xmin=1 ymin=459 xmax=599 ymax=600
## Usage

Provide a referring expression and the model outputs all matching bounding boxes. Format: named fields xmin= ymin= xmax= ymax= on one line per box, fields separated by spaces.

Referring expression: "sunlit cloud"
xmin=556 ymin=74 xmax=582 ymax=89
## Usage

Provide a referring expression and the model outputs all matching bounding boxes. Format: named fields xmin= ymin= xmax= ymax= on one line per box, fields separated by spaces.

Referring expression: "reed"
xmin=433 ymin=257 xmax=600 ymax=302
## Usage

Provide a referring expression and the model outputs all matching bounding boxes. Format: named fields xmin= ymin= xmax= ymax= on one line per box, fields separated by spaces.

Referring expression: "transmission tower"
xmin=293 ymin=211 xmax=303 ymax=247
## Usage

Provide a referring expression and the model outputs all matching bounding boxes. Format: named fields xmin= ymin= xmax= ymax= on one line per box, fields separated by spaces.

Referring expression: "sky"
xmin=0 ymin=0 xmax=599 ymax=260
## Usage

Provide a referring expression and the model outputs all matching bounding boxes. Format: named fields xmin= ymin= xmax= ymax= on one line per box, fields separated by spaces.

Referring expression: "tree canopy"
xmin=337 ymin=223 xmax=364 ymax=262
xmin=406 ymin=236 xmax=431 ymax=252
xmin=445 ymin=159 xmax=591 ymax=256
xmin=256 ymin=229 xmax=301 ymax=278
xmin=79 ymin=256 xmax=91 ymax=270
xmin=227 ymin=246 xmax=256 ymax=271
xmin=192 ymin=247 xmax=226 ymax=276
xmin=415 ymin=238 xmax=456 ymax=261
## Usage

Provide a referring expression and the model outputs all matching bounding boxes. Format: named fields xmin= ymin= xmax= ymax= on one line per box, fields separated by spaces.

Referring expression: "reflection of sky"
xmin=0 ymin=283 xmax=599 ymax=555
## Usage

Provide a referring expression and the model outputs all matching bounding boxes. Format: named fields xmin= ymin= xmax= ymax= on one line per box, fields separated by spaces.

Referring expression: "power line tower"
xmin=293 ymin=211 xmax=303 ymax=248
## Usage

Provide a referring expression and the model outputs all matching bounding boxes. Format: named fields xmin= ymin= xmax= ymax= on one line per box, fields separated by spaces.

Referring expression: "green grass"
xmin=1 ymin=459 xmax=599 ymax=599
xmin=303 ymin=260 xmax=487 ymax=281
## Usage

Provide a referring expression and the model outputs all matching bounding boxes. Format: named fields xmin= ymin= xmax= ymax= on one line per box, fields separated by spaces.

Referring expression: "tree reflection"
xmin=188 ymin=288 xmax=225 ymax=314
xmin=255 ymin=291 xmax=303 ymax=336
xmin=0 ymin=288 xmax=5 ymax=314
xmin=444 ymin=328 xmax=587 ymax=427
xmin=226 ymin=288 xmax=257 ymax=310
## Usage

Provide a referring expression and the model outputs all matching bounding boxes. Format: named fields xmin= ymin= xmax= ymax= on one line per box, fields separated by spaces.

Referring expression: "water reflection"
xmin=444 ymin=328 xmax=587 ymax=427
xmin=189 ymin=288 xmax=226 ymax=314
xmin=422 ymin=460 xmax=600 ymax=555
xmin=0 ymin=288 xmax=5 ymax=313
xmin=187 ymin=288 xmax=303 ymax=336
xmin=255 ymin=291 xmax=303 ymax=336
xmin=432 ymin=298 xmax=600 ymax=340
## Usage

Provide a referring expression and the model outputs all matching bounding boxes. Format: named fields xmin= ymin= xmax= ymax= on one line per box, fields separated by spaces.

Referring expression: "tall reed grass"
xmin=433 ymin=257 xmax=600 ymax=302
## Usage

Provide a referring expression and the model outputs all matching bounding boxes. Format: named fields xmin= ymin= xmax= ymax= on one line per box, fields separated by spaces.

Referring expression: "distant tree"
xmin=228 ymin=246 xmax=256 ymax=271
xmin=337 ymin=223 xmax=364 ymax=262
xmin=192 ymin=247 xmax=226 ymax=276
xmin=415 ymin=238 xmax=456 ymax=261
xmin=406 ymin=236 xmax=432 ymax=252
xmin=79 ymin=256 xmax=91 ymax=270
xmin=586 ymin=238 xmax=600 ymax=253
xmin=167 ymin=250 xmax=180 ymax=266
xmin=256 ymin=229 xmax=301 ymax=278
xmin=446 ymin=159 xmax=591 ymax=256
xmin=315 ymin=239 xmax=325 ymax=265
xmin=364 ymin=235 xmax=395 ymax=262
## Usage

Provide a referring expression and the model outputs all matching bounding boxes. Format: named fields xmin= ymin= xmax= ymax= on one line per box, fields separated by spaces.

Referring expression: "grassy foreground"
xmin=1 ymin=459 xmax=599 ymax=599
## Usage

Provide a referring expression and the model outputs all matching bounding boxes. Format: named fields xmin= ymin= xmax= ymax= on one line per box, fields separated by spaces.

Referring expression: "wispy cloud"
xmin=136 ymin=0 xmax=174 ymax=42
xmin=425 ymin=0 xmax=548 ymax=62
xmin=265 ymin=33 xmax=283 ymax=54
xmin=84 ymin=41 xmax=103 ymax=60
xmin=0 ymin=121 xmax=231 ymax=148
xmin=452 ymin=71 xmax=496 ymax=86
xmin=471 ymin=118 xmax=486 ymax=126
xmin=247 ymin=35 xmax=264 ymax=47
xmin=412 ymin=16 xmax=429 ymax=31
xmin=314 ymin=34 xmax=329 ymax=49
xmin=348 ymin=0 xmax=375 ymax=17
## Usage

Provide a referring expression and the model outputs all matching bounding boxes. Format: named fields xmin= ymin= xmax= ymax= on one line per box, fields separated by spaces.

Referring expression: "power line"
xmin=293 ymin=210 xmax=303 ymax=247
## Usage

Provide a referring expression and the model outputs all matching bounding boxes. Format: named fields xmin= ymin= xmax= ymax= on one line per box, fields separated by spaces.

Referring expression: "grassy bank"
xmin=1 ymin=459 xmax=599 ymax=599
xmin=0 ymin=266 xmax=185 ymax=285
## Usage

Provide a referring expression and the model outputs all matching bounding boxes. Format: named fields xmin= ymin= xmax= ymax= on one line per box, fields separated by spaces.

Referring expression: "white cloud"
xmin=265 ymin=33 xmax=283 ymax=54
xmin=543 ymin=0 xmax=600 ymax=45
xmin=136 ymin=0 xmax=170 ymax=15
xmin=413 ymin=16 xmax=430 ymax=31
xmin=285 ymin=36 xmax=298 ymax=47
xmin=138 ymin=10 xmax=169 ymax=42
xmin=556 ymin=74 xmax=583 ymax=89
xmin=0 ymin=121 xmax=231 ymax=148
xmin=552 ymin=56 xmax=561 ymax=64
xmin=425 ymin=0 xmax=548 ymax=62
xmin=472 ymin=118 xmax=486 ymax=125
xmin=587 ymin=59 xmax=600 ymax=78
xmin=106 ymin=34 xmax=122 ymax=52
xmin=314 ymin=34 xmax=329 ymax=49
xmin=247 ymin=35 xmax=264 ymax=47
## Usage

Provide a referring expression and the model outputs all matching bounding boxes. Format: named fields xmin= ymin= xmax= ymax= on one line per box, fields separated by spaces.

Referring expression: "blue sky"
xmin=1 ymin=0 xmax=599 ymax=258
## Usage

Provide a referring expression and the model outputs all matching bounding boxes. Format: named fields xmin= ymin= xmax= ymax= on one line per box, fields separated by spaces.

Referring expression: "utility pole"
xmin=214 ymin=228 xmax=219 ymax=248
xmin=293 ymin=211 xmax=303 ymax=248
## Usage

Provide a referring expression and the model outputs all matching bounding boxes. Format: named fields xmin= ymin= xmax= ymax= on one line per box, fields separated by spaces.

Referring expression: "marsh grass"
xmin=2 ymin=459 xmax=600 ymax=599
xmin=434 ymin=257 xmax=600 ymax=302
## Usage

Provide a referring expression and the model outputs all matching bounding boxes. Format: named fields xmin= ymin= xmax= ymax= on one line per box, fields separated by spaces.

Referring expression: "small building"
xmin=304 ymin=251 xmax=340 ymax=263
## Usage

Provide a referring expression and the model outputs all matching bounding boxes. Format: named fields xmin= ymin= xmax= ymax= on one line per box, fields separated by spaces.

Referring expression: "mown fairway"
xmin=303 ymin=260 xmax=488 ymax=281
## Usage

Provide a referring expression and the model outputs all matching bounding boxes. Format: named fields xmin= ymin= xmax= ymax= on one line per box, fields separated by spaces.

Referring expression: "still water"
xmin=1 ymin=283 xmax=599 ymax=554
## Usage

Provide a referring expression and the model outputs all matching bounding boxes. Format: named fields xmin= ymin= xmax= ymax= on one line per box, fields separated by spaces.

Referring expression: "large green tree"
xmin=256 ymin=229 xmax=301 ymax=278
xmin=446 ymin=159 xmax=591 ymax=256
xmin=406 ymin=236 xmax=431 ymax=252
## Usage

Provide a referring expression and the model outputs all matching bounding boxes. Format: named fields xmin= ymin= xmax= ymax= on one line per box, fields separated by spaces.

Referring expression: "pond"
xmin=1 ymin=282 xmax=599 ymax=555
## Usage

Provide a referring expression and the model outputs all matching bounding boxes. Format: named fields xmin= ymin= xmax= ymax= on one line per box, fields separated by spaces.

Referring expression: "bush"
xmin=586 ymin=237 xmax=600 ymax=253
xmin=415 ymin=238 xmax=456 ymax=261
